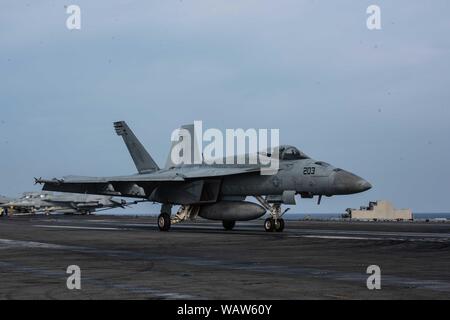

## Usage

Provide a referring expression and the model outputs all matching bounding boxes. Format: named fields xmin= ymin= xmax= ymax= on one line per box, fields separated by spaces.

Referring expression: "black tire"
xmin=222 ymin=220 xmax=236 ymax=231
xmin=158 ymin=213 xmax=171 ymax=231
xmin=264 ymin=218 xmax=275 ymax=232
xmin=274 ymin=218 xmax=285 ymax=232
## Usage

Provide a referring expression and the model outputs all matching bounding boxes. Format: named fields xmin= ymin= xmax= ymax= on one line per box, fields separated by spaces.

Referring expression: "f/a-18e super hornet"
xmin=0 ymin=191 xmax=134 ymax=216
xmin=37 ymin=121 xmax=372 ymax=232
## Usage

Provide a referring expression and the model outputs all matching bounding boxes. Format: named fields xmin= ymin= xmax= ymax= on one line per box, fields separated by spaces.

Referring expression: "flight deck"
xmin=0 ymin=215 xmax=449 ymax=300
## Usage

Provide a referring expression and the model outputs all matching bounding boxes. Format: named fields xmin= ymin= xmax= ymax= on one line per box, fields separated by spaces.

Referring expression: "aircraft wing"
xmin=174 ymin=166 xmax=261 ymax=179
xmin=38 ymin=173 xmax=185 ymax=184
xmin=36 ymin=166 xmax=262 ymax=201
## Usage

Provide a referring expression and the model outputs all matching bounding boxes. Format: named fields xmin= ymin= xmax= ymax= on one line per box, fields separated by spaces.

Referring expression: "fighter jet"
xmin=37 ymin=121 xmax=371 ymax=232
xmin=0 ymin=191 xmax=134 ymax=216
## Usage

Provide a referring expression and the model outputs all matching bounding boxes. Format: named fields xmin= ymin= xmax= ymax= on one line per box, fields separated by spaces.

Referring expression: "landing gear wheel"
xmin=274 ymin=218 xmax=285 ymax=232
xmin=158 ymin=213 xmax=171 ymax=231
xmin=264 ymin=218 xmax=275 ymax=232
xmin=222 ymin=220 xmax=236 ymax=231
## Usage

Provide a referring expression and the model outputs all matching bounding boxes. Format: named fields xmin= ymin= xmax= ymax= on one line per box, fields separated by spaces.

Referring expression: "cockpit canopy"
xmin=261 ymin=145 xmax=310 ymax=161
xmin=279 ymin=145 xmax=310 ymax=160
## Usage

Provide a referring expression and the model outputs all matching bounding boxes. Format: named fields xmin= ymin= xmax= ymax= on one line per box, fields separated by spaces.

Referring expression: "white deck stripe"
xmin=33 ymin=225 xmax=124 ymax=231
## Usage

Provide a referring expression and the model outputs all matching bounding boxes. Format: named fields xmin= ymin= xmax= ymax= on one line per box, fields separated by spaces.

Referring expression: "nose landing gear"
xmin=264 ymin=217 xmax=285 ymax=232
xmin=255 ymin=196 xmax=289 ymax=232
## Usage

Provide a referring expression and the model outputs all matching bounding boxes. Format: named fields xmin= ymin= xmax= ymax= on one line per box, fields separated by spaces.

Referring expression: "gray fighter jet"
xmin=37 ymin=121 xmax=371 ymax=232
xmin=0 ymin=191 xmax=133 ymax=216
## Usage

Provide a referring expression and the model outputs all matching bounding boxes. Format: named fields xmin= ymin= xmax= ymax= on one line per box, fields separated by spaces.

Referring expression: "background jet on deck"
xmin=0 ymin=191 xmax=135 ymax=216
xmin=37 ymin=121 xmax=371 ymax=232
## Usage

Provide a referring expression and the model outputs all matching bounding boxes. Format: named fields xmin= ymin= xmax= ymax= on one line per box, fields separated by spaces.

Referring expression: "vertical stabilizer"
xmin=114 ymin=121 xmax=160 ymax=173
xmin=165 ymin=123 xmax=202 ymax=169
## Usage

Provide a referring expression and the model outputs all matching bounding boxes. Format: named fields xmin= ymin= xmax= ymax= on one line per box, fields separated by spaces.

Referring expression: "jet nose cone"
xmin=332 ymin=170 xmax=372 ymax=195
xmin=357 ymin=179 xmax=372 ymax=192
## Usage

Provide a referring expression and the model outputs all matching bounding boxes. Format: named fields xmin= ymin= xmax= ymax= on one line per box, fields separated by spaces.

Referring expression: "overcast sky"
xmin=1 ymin=0 xmax=449 ymax=214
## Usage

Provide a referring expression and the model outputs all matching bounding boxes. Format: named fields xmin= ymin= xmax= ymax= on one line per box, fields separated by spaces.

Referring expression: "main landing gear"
xmin=158 ymin=212 xmax=171 ymax=231
xmin=157 ymin=204 xmax=199 ymax=232
xmin=157 ymin=204 xmax=173 ymax=232
xmin=255 ymin=196 xmax=288 ymax=232
xmin=157 ymin=206 xmax=237 ymax=231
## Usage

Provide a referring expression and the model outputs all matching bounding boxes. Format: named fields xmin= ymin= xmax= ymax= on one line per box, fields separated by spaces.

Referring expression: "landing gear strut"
xmin=255 ymin=196 xmax=288 ymax=232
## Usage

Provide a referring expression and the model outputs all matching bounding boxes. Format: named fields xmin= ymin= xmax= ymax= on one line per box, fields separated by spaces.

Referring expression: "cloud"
xmin=1 ymin=0 xmax=449 ymax=213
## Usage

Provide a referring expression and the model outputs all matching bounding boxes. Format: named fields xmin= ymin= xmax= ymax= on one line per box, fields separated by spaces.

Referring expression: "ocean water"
xmin=283 ymin=213 xmax=450 ymax=221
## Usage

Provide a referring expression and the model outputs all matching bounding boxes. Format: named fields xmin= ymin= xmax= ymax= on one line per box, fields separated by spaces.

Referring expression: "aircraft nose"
xmin=332 ymin=170 xmax=372 ymax=195
xmin=356 ymin=179 xmax=372 ymax=192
